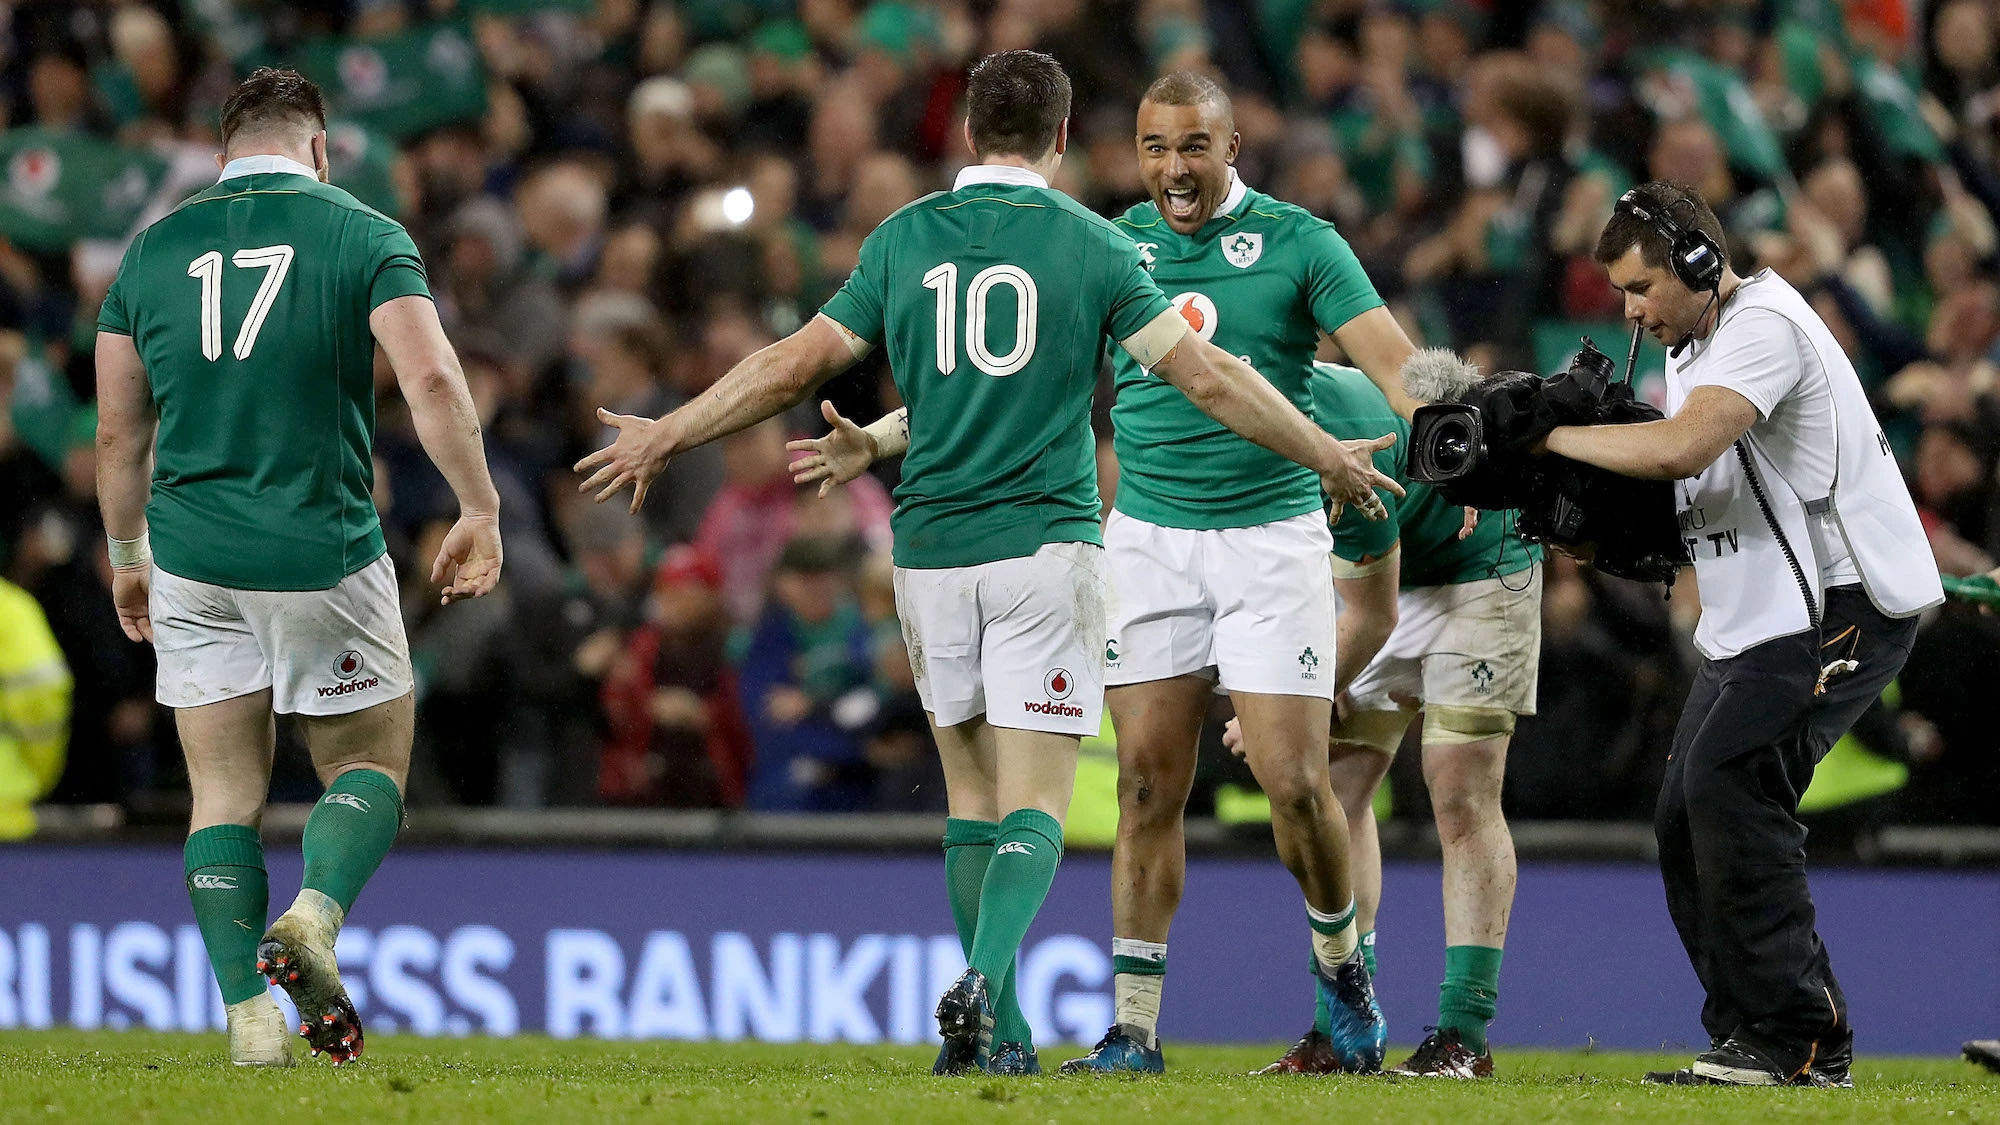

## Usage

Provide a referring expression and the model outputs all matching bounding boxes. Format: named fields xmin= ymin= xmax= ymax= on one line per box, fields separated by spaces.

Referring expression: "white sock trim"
xmin=1307 ymin=900 xmax=1357 ymax=929
xmin=1111 ymin=937 xmax=1167 ymax=963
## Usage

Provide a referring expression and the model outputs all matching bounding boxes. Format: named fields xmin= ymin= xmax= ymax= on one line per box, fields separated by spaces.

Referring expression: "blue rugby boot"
xmin=934 ymin=968 xmax=994 ymax=1074
xmin=1059 ymin=1025 xmax=1166 ymax=1075
xmin=988 ymin=1041 xmax=1042 ymax=1075
xmin=1316 ymin=950 xmax=1387 ymax=1073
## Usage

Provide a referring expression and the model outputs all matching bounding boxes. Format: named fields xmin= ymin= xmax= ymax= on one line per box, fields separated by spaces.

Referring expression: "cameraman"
xmin=1542 ymin=181 xmax=1943 ymax=1087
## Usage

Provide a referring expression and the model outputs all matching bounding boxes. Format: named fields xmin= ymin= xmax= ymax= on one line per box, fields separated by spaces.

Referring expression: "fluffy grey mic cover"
xmin=1400 ymin=347 xmax=1482 ymax=403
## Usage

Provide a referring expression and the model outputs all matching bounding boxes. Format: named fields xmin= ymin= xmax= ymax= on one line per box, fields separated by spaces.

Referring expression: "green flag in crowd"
xmin=292 ymin=23 xmax=487 ymax=142
xmin=1643 ymin=49 xmax=1786 ymax=181
xmin=326 ymin=120 xmax=404 ymax=219
xmin=1853 ymin=54 xmax=1946 ymax=163
xmin=0 ymin=128 xmax=168 ymax=252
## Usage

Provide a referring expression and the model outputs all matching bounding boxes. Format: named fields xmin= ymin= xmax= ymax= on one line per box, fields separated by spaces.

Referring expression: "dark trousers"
xmin=1655 ymin=585 xmax=1919 ymax=1074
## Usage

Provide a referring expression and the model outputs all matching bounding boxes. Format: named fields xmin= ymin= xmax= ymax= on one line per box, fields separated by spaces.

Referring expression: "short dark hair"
xmin=1142 ymin=71 xmax=1233 ymax=127
xmin=220 ymin=68 xmax=327 ymax=149
xmin=1593 ymin=180 xmax=1728 ymax=275
xmin=965 ymin=50 xmax=1070 ymax=160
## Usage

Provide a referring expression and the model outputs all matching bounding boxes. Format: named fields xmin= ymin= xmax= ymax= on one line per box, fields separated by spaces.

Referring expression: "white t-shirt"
xmin=1671 ymin=272 xmax=1859 ymax=589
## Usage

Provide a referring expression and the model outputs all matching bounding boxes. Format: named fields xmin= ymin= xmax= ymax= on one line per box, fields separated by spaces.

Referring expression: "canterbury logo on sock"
xmin=190 ymin=873 xmax=238 ymax=890
xmin=996 ymin=841 xmax=1036 ymax=856
xmin=322 ymin=793 xmax=371 ymax=812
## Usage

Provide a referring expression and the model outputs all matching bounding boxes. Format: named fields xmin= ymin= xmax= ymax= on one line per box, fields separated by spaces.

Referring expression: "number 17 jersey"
xmin=819 ymin=165 xmax=1173 ymax=570
xmin=98 ymin=166 xmax=431 ymax=592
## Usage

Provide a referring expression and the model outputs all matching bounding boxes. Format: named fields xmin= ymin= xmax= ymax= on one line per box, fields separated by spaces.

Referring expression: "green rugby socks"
xmin=1360 ymin=929 xmax=1377 ymax=976
xmin=943 ymin=818 xmax=1030 ymax=1045
xmin=1438 ymin=944 xmax=1504 ymax=1054
xmin=300 ymin=769 xmax=404 ymax=913
xmin=967 ymin=809 xmax=1064 ymax=997
xmin=184 ymin=824 xmax=270 ymax=1005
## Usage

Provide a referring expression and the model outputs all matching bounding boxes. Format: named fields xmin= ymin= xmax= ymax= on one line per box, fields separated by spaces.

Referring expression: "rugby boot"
xmin=934 ymin=968 xmax=994 ymax=1074
xmin=1391 ymin=1027 xmax=1494 ymax=1078
xmin=1253 ymin=1028 xmax=1339 ymax=1075
xmin=225 ymin=993 xmax=294 ymax=1068
xmin=258 ymin=889 xmax=364 ymax=1066
xmin=987 ymin=1042 xmax=1042 ymax=1076
xmin=1965 ymin=1039 xmax=2000 ymax=1075
xmin=1316 ymin=949 xmax=1387 ymax=1073
xmin=1058 ymin=1026 xmax=1166 ymax=1074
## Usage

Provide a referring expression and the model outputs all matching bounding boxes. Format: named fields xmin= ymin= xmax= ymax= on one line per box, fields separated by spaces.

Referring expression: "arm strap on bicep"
xmin=818 ymin=314 xmax=876 ymax=360
xmin=1120 ymin=309 xmax=1191 ymax=372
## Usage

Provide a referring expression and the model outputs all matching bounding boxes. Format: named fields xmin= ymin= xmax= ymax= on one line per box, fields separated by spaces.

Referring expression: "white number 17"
xmin=187 ymin=244 xmax=295 ymax=361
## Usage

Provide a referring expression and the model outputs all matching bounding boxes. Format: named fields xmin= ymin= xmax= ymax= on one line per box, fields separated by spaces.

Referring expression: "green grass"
xmin=1 ymin=1033 xmax=1995 ymax=1124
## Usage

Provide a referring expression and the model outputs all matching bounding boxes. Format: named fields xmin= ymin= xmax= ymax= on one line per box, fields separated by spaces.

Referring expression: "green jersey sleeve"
xmin=1102 ymin=233 xmax=1174 ymax=342
xmin=1301 ymin=219 xmax=1384 ymax=335
xmin=97 ymin=236 xmax=142 ymax=336
xmin=819 ymin=226 xmax=889 ymax=344
xmin=369 ymin=219 xmax=432 ymax=309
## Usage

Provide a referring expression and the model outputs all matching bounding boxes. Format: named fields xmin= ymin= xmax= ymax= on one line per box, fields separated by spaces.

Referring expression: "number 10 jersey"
xmin=98 ymin=169 xmax=431 ymax=591
xmin=819 ymin=168 xmax=1172 ymax=570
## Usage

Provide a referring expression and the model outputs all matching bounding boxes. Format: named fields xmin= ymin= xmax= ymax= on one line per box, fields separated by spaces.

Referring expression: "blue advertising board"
xmin=0 ymin=847 xmax=1991 ymax=1055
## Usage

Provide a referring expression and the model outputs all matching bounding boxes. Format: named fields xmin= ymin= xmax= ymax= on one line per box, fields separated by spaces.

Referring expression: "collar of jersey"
xmin=217 ymin=154 xmax=318 ymax=182
xmin=953 ymin=164 xmax=1048 ymax=191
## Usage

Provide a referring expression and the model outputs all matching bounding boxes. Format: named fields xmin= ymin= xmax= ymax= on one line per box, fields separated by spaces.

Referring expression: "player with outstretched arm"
xmin=577 ymin=51 xmax=1401 ymax=1076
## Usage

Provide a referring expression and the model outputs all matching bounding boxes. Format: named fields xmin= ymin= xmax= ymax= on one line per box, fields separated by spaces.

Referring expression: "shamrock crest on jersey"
xmin=1223 ymin=231 xmax=1262 ymax=268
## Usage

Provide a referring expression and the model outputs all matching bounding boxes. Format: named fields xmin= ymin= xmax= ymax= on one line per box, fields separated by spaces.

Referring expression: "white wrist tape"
xmin=107 ymin=532 xmax=151 ymax=570
xmin=861 ymin=408 xmax=910 ymax=459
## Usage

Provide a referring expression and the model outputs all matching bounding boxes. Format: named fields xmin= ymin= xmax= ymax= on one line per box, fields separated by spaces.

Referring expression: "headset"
xmin=1614 ymin=187 xmax=1724 ymax=296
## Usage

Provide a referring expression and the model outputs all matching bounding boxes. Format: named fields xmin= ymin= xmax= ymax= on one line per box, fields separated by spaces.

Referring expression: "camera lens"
xmin=1435 ymin=432 xmax=1471 ymax=473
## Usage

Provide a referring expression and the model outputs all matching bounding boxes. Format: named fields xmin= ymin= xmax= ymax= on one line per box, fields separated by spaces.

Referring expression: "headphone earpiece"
xmin=1616 ymin=188 xmax=1723 ymax=294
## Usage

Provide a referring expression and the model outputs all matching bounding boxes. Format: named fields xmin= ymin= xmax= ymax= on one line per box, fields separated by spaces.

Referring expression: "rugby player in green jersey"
xmin=580 ymin=51 xmax=1401 ymax=1076
xmin=94 ymin=70 xmax=504 ymax=1067
xmin=793 ymin=72 xmax=1426 ymax=1075
xmin=1228 ymin=361 xmax=1541 ymax=1078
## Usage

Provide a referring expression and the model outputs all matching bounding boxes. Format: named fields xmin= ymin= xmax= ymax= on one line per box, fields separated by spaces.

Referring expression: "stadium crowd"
xmin=1 ymin=0 xmax=1996 ymax=828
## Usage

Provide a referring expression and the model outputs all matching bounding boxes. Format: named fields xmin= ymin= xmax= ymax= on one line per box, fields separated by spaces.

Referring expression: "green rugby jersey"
xmin=1109 ymin=175 xmax=1384 ymax=530
xmin=97 ymin=156 xmax=430 ymax=591
xmin=1313 ymin=363 xmax=1539 ymax=587
xmin=820 ymin=165 xmax=1173 ymax=569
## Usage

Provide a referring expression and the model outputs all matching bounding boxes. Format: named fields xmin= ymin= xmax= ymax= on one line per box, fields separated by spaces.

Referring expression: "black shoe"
xmin=1642 ymin=1067 xmax=1724 ymax=1085
xmin=1965 ymin=1039 xmax=2000 ymax=1075
xmin=1690 ymin=1037 xmax=1788 ymax=1086
xmin=1392 ymin=1027 xmax=1495 ymax=1079
xmin=987 ymin=1042 xmax=1041 ymax=1076
xmin=933 ymin=968 xmax=994 ymax=1074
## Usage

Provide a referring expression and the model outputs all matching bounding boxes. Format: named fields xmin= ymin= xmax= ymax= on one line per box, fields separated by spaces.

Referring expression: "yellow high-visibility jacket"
xmin=0 ymin=579 xmax=71 ymax=839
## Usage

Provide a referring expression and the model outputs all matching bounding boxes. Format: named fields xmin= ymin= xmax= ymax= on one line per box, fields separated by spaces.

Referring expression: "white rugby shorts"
xmin=1344 ymin=565 xmax=1542 ymax=718
xmin=893 ymin=542 xmax=1106 ymax=736
xmin=150 ymin=554 xmax=414 ymax=716
xmin=1102 ymin=510 xmax=1337 ymax=700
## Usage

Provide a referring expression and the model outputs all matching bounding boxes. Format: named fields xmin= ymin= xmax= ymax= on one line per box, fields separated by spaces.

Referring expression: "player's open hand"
xmin=575 ymin=409 xmax=667 ymax=513
xmin=787 ymin=401 xmax=876 ymax=498
xmin=1321 ymin=433 xmax=1405 ymax=522
xmin=111 ymin=566 xmax=152 ymax=644
xmin=433 ymin=512 xmax=503 ymax=605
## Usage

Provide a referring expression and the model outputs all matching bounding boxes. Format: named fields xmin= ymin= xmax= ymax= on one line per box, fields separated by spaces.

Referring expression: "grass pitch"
xmin=1 ymin=1033 xmax=1994 ymax=1124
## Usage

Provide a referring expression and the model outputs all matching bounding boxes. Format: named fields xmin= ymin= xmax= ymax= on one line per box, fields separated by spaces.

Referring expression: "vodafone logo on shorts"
xmin=319 ymin=649 xmax=380 ymax=700
xmin=1024 ymin=668 xmax=1084 ymax=718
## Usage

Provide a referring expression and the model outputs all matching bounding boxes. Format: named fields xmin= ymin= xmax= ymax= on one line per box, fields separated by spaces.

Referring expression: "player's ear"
xmin=312 ymin=130 xmax=330 ymax=183
xmin=1227 ymin=130 xmax=1241 ymax=164
xmin=214 ymin=151 xmax=227 ymax=173
xmin=962 ymin=118 xmax=977 ymax=161
xmin=1054 ymin=118 xmax=1069 ymax=156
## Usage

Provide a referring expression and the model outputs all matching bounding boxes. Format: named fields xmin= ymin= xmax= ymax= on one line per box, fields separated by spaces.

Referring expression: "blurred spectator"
xmin=437 ymin=198 xmax=568 ymax=374
xmin=738 ymin=537 xmax=874 ymax=811
xmin=856 ymin=548 xmax=943 ymax=811
xmin=600 ymin=545 xmax=751 ymax=806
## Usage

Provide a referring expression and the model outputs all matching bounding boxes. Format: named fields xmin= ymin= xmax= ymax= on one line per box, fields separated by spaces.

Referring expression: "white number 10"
xmin=921 ymin=261 xmax=1038 ymax=377
xmin=187 ymin=244 xmax=295 ymax=361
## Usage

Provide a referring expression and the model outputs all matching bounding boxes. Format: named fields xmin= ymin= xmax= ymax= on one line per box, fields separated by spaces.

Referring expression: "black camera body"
xmin=1407 ymin=339 xmax=1690 ymax=584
